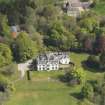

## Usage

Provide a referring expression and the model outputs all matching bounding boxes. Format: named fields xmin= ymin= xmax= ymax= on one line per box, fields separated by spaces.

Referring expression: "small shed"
xmin=18 ymin=60 xmax=33 ymax=78
xmin=11 ymin=25 xmax=19 ymax=38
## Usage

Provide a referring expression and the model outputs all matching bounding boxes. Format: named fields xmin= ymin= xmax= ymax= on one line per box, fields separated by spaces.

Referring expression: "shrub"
xmin=0 ymin=74 xmax=15 ymax=93
xmin=63 ymin=72 xmax=72 ymax=82
xmin=0 ymin=75 xmax=15 ymax=105
xmin=70 ymin=68 xmax=86 ymax=84
xmin=100 ymin=52 xmax=105 ymax=69
xmin=0 ymin=43 xmax=13 ymax=67
xmin=14 ymin=32 xmax=37 ymax=62
xmin=87 ymin=55 xmax=99 ymax=63
xmin=62 ymin=68 xmax=86 ymax=85
xmin=0 ymin=63 xmax=17 ymax=76
xmin=86 ymin=55 xmax=99 ymax=69
xmin=81 ymin=83 xmax=94 ymax=101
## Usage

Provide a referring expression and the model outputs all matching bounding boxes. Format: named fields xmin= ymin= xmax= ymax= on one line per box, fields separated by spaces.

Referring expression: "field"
xmin=5 ymin=52 xmax=104 ymax=105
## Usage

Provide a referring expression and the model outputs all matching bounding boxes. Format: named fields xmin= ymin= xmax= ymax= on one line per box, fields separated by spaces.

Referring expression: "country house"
xmin=36 ymin=52 xmax=70 ymax=71
xmin=18 ymin=52 xmax=71 ymax=77
xmin=63 ymin=0 xmax=92 ymax=17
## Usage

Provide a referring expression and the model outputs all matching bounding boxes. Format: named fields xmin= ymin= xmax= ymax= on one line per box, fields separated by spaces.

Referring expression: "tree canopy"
xmin=0 ymin=43 xmax=12 ymax=67
xmin=14 ymin=32 xmax=37 ymax=62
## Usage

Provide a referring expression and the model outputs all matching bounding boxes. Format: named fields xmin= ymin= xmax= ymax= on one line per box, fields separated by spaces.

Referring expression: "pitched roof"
xmin=37 ymin=52 xmax=69 ymax=65
xmin=71 ymin=3 xmax=82 ymax=7
xmin=11 ymin=26 xmax=17 ymax=32
xmin=67 ymin=0 xmax=80 ymax=3
xmin=65 ymin=0 xmax=91 ymax=9
xmin=81 ymin=2 xmax=91 ymax=9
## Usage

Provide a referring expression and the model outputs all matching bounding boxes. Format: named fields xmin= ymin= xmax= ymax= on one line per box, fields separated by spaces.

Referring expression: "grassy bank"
xmin=5 ymin=52 xmax=104 ymax=105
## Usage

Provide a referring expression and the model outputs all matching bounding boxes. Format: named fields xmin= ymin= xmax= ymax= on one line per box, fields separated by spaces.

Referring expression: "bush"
xmin=0 ymin=75 xmax=15 ymax=105
xmin=0 ymin=63 xmax=17 ymax=76
xmin=87 ymin=55 xmax=99 ymax=63
xmin=0 ymin=74 xmax=15 ymax=93
xmin=70 ymin=68 xmax=86 ymax=84
xmin=62 ymin=72 xmax=72 ymax=82
xmin=14 ymin=32 xmax=37 ymax=62
xmin=62 ymin=68 xmax=86 ymax=85
xmin=0 ymin=43 xmax=13 ymax=67
xmin=100 ymin=52 xmax=105 ymax=70
xmin=81 ymin=83 xmax=94 ymax=101
xmin=86 ymin=55 xmax=99 ymax=69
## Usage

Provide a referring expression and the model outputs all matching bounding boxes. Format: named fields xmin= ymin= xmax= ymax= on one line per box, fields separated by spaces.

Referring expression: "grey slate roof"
xmin=37 ymin=52 xmax=69 ymax=65
xmin=81 ymin=2 xmax=91 ymax=9
xmin=64 ymin=0 xmax=91 ymax=12
xmin=11 ymin=26 xmax=17 ymax=32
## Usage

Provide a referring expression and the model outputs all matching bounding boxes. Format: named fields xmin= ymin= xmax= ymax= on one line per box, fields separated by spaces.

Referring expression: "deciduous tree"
xmin=0 ymin=43 xmax=12 ymax=67
xmin=14 ymin=32 xmax=37 ymax=62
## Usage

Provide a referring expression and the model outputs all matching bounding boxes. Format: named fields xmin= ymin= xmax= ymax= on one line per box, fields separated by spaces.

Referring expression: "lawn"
xmin=92 ymin=2 xmax=105 ymax=15
xmin=6 ymin=80 xmax=81 ymax=105
xmin=5 ymin=52 xmax=105 ymax=105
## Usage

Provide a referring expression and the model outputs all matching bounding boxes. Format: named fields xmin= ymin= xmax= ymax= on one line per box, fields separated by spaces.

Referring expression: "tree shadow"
xmin=28 ymin=59 xmax=37 ymax=71
xmin=87 ymin=80 xmax=98 ymax=87
xmin=70 ymin=92 xmax=83 ymax=100
xmin=81 ymin=60 xmax=104 ymax=73
xmin=70 ymin=49 xmax=96 ymax=55
xmin=57 ymin=74 xmax=68 ymax=83
xmin=0 ymin=85 xmax=5 ymax=92
xmin=57 ymin=73 xmax=80 ymax=87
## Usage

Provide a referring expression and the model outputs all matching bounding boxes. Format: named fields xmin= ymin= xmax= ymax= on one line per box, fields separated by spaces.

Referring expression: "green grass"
xmin=92 ymin=2 xmax=105 ymax=15
xmin=70 ymin=52 xmax=89 ymax=68
xmin=5 ymin=52 xmax=105 ymax=105
xmin=6 ymin=80 xmax=81 ymax=105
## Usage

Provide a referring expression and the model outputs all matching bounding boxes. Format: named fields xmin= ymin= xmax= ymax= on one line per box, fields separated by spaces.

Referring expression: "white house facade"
xmin=36 ymin=52 xmax=70 ymax=71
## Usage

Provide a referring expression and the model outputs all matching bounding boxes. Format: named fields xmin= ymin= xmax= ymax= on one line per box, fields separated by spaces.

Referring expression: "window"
xmin=52 ymin=67 xmax=54 ymax=70
xmin=47 ymin=68 xmax=49 ymax=70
